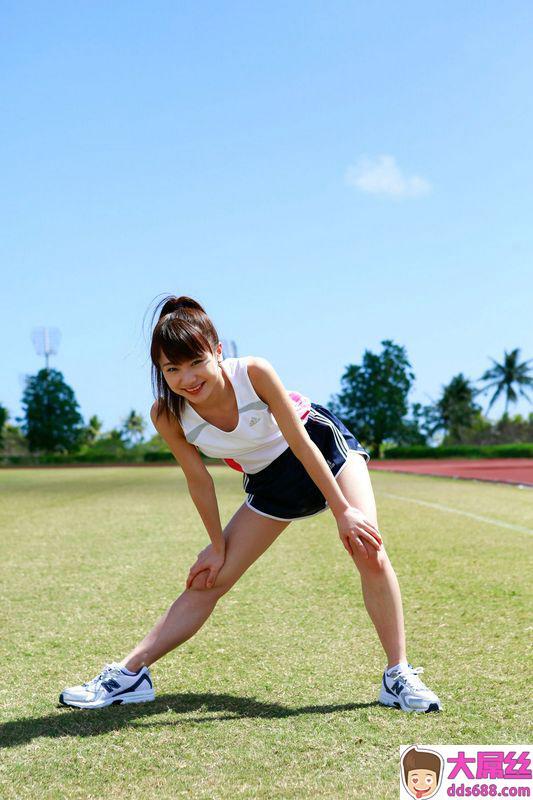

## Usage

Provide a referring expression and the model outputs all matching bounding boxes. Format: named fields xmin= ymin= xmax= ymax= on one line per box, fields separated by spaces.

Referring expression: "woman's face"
xmin=159 ymin=343 xmax=223 ymax=402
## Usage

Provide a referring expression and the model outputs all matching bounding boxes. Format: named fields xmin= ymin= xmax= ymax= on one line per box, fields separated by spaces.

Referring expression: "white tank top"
xmin=180 ymin=356 xmax=311 ymax=474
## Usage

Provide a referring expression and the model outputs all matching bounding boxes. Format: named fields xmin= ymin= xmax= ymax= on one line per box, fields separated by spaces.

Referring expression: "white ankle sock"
xmin=120 ymin=666 xmax=139 ymax=675
xmin=386 ymin=661 xmax=409 ymax=675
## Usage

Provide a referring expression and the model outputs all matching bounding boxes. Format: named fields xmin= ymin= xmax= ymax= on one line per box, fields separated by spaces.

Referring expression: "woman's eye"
xmin=166 ymin=359 xmax=202 ymax=372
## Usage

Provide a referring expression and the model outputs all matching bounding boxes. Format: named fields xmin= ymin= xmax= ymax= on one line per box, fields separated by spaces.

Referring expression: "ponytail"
xmin=157 ymin=295 xmax=207 ymax=320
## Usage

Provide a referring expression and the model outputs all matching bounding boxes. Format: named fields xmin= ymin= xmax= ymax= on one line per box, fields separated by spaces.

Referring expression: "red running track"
xmin=369 ymin=459 xmax=533 ymax=487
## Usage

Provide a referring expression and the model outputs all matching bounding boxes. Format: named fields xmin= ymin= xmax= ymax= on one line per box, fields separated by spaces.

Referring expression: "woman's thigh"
xmin=336 ymin=452 xmax=379 ymax=527
xmin=189 ymin=503 xmax=290 ymax=592
xmin=335 ymin=452 xmax=388 ymax=566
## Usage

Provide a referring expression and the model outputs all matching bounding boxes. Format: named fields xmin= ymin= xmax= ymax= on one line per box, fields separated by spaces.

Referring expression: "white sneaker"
xmin=59 ymin=662 xmax=155 ymax=709
xmin=379 ymin=663 xmax=442 ymax=713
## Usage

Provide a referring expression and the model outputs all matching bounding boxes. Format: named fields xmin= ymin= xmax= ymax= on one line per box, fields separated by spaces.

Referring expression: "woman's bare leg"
xmin=335 ymin=452 xmax=407 ymax=669
xmin=120 ymin=504 xmax=289 ymax=671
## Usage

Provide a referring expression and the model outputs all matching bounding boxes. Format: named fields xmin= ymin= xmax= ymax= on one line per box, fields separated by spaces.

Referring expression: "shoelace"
xmin=390 ymin=665 xmax=429 ymax=692
xmin=83 ymin=663 xmax=121 ymax=690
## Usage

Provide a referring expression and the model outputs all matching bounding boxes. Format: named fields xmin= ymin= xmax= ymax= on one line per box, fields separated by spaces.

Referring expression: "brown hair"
xmin=402 ymin=747 xmax=442 ymax=783
xmin=150 ymin=295 xmax=220 ymax=425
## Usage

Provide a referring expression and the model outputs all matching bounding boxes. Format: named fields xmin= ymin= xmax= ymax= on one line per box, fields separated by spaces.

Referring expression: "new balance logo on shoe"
xmin=110 ymin=674 xmax=153 ymax=698
xmin=101 ymin=678 xmax=122 ymax=692
xmin=390 ymin=678 xmax=405 ymax=696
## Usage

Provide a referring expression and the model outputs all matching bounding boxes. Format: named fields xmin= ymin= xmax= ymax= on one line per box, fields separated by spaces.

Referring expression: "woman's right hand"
xmin=186 ymin=542 xmax=226 ymax=590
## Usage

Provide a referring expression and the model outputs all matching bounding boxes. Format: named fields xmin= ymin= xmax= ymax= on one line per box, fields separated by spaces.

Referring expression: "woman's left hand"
xmin=336 ymin=506 xmax=382 ymax=560
xmin=186 ymin=542 xmax=226 ymax=590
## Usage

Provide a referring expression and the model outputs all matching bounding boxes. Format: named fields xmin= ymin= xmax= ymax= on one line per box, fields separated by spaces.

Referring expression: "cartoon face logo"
xmin=407 ymin=768 xmax=437 ymax=797
xmin=401 ymin=747 xmax=443 ymax=799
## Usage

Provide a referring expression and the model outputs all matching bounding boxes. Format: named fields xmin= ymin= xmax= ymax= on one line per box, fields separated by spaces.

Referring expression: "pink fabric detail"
xmin=223 ymin=457 xmax=244 ymax=473
xmin=288 ymin=390 xmax=311 ymax=421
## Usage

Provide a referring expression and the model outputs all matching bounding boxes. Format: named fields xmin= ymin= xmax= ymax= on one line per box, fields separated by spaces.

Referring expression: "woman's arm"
xmin=186 ymin=477 xmax=225 ymax=552
xmin=150 ymin=402 xmax=225 ymax=553
xmin=247 ymin=358 xmax=382 ymax=556
xmin=185 ymin=477 xmax=227 ymax=588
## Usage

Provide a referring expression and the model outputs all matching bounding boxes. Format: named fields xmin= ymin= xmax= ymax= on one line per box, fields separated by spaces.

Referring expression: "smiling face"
xmin=159 ymin=342 xmax=223 ymax=403
xmin=407 ymin=769 xmax=438 ymax=798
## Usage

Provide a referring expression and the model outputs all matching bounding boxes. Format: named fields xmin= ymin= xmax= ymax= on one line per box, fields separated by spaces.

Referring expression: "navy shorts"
xmin=243 ymin=403 xmax=370 ymax=521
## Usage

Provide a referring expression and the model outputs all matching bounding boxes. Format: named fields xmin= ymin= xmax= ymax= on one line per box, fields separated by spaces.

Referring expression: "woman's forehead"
xmin=159 ymin=348 xmax=212 ymax=367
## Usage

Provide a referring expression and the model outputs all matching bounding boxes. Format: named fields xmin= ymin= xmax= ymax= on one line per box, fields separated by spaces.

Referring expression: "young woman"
xmin=59 ymin=296 xmax=441 ymax=713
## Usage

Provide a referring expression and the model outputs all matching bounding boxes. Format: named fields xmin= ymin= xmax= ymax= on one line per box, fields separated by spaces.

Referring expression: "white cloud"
xmin=345 ymin=154 xmax=431 ymax=198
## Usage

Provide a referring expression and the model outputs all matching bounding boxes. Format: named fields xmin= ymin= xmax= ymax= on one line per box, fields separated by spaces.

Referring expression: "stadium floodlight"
xmin=221 ymin=339 xmax=238 ymax=359
xmin=31 ymin=327 xmax=61 ymax=369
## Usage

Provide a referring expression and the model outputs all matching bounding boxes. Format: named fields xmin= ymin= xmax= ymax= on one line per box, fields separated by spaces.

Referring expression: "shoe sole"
xmin=59 ymin=689 xmax=155 ymax=709
xmin=379 ymin=693 xmax=441 ymax=713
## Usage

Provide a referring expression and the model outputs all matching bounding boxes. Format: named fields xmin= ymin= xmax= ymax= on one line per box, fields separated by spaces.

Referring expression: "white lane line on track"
xmin=377 ymin=492 xmax=533 ymax=535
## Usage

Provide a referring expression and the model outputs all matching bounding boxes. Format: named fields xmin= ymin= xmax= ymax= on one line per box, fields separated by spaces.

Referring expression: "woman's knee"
xmin=187 ymin=569 xmax=232 ymax=598
xmin=352 ymin=543 xmax=391 ymax=576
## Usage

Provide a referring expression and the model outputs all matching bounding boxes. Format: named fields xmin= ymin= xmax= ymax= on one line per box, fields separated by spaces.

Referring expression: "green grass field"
xmin=1 ymin=465 xmax=531 ymax=799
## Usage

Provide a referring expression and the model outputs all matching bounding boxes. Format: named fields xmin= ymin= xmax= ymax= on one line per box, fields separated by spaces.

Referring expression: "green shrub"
xmin=384 ymin=443 xmax=533 ymax=459
xmin=144 ymin=451 xmax=174 ymax=462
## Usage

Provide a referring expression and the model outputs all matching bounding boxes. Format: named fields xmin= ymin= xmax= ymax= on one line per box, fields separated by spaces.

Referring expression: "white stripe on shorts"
xmin=307 ymin=407 xmax=349 ymax=460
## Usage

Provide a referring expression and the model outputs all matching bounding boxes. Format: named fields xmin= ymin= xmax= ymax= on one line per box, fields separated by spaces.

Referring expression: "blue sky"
xmin=2 ymin=1 xmax=532 ymax=434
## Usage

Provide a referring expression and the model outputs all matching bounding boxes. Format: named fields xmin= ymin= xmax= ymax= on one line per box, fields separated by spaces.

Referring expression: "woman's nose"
xmin=180 ymin=370 xmax=196 ymax=387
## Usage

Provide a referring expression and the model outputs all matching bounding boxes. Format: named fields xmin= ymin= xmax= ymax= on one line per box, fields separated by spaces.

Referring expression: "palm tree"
xmin=122 ymin=410 xmax=146 ymax=445
xmin=84 ymin=414 xmax=103 ymax=445
xmin=0 ymin=404 xmax=8 ymax=448
xmin=478 ymin=348 xmax=533 ymax=415
xmin=424 ymin=373 xmax=481 ymax=443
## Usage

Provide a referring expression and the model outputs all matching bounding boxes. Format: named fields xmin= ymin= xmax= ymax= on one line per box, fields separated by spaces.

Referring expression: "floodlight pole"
xmin=221 ymin=339 xmax=238 ymax=359
xmin=31 ymin=326 xmax=61 ymax=371
xmin=44 ymin=329 xmax=50 ymax=369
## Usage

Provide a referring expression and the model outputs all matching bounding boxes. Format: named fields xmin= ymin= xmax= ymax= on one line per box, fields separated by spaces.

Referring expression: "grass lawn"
xmin=1 ymin=465 xmax=531 ymax=799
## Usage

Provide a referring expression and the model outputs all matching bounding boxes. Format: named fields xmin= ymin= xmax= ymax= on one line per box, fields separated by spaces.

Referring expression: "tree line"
xmin=0 ymin=369 xmax=154 ymax=460
xmin=329 ymin=342 xmax=532 ymax=456
xmin=1 ymin=344 xmax=531 ymax=460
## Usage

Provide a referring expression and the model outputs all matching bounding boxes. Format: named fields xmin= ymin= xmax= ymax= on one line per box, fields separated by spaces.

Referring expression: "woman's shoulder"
xmin=219 ymin=355 xmax=270 ymax=404
xmin=242 ymin=356 xmax=278 ymax=405
xmin=245 ymin=355 xmax=279 ymax=378
xmin=223 ymin=354 xmax=265 ymax=378
xmin=235 ymin=354 xmax=270 ymax=383
xmin=245 ymin=357 xmax=312 ymax=414
xmin=150 ymin=398 xmax=186 ymax=438
xmin=240 ymin=354 xmax=269 ymax=372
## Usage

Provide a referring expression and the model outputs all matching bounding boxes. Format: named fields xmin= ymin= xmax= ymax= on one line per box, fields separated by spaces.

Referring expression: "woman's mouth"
xmin=184 ymin=382 xmax=205 ymax=395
